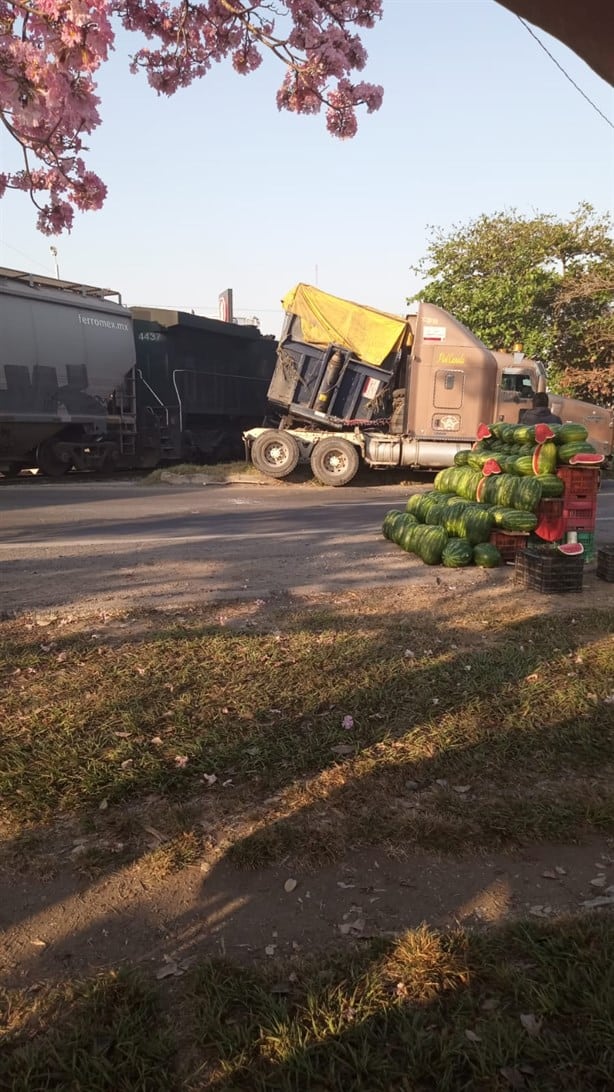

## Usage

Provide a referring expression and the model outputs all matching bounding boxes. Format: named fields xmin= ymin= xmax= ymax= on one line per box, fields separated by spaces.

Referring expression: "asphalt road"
xmin=1 ymin=476 xmax=613 ymax=616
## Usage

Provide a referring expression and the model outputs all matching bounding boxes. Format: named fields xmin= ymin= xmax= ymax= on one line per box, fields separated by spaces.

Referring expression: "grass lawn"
xmin=2 ymin=588 xmax=614 ymax=1089
xmin=1 ymin=591 xmax=613 ymax=869
xmin=2 ymin=915 xmax=614 ymax=1090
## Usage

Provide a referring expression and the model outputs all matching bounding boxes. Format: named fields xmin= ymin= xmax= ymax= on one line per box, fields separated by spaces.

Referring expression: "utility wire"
xmin=517 ymin=16 xmax=614 ymax=130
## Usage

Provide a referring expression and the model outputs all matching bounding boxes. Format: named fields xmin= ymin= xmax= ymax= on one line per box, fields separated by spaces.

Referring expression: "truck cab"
xmin=244 ymin=284 xmax=613 ymax=484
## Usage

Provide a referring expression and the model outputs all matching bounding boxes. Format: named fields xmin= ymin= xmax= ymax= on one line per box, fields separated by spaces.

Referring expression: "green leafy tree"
xmin=410 ymin=204 xmax=614 ymax=405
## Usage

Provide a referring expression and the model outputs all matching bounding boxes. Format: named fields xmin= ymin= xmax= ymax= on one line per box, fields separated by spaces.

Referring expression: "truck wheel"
xmin=310 ymin=438 xmax=360 ymax=486
xmin=251 ymin=430 xmax=300 ymax=478
xmin=36 ymin=440 xmax=72 ymax=477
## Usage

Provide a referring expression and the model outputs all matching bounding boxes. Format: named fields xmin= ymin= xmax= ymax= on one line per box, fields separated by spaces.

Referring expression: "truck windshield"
xmin=500 ymin=373 xmax=535 ymax=399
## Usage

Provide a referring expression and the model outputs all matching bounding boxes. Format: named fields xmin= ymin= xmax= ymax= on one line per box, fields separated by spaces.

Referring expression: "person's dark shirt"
xmin=518 ymin=406 xmax=562 ymax=425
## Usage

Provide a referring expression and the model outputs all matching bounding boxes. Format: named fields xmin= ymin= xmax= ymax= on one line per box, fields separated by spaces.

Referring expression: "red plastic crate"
xmin=537 ymin=499 xmax=564 ymax=519
xmin=489 ymin=530 xmax=529 ymax=563
xmin=563 ymin=498 xmax=597 ymax=517
xmin=563 ymin=511 xmax=597 ymax=532
xmin=556 ymin=466 xmax=601 ymax=496
xmin=565 ymin=492 xmax=598 ymax=506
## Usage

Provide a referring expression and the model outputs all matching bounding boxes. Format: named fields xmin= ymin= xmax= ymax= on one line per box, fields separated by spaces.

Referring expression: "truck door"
xmin=496 ymin=369 xmax=535 ymax=423
xmin=431 ymin=368 xmax=465 ymax=433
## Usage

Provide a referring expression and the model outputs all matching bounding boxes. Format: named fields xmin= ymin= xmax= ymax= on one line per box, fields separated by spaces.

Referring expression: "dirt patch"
xmin=3 ymin=836 xmax=614 ymax=989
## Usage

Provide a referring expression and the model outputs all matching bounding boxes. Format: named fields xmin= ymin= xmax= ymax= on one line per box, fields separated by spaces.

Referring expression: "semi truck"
xmin=243 ymin=284 xmax=613 ymax=485
xmin=0 ymin=267 xmax=277 ymax=476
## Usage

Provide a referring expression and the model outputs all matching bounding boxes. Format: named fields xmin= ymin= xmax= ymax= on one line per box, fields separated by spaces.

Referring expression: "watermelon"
xmin=459 ymin=507 xmax=494 ymax=545
xmin=532 ymin=441 xmax=557 ymax=476
xmin=489 ymin=507 xmax=537 ymax=533
xmin=406 ymin=493 xmax=428 ymax=520
xmin=534 ymin=423 xmax=556 ymax=444
xmin=557 ymin=542 xmax=585 ymax=556
xmin=442 ymin=503 xmax=472 ymax=538
xmin=513 ymin=424 xmax=536 ymax=445
xmin=476 ymin=423 xmax=493 ymax=441
xmin=383 ymin=510 xmax=406 ymax=540
xmin=567 ymin=452 xmax=605 ymax=466
xmin=513 ymin=476 xmax=543 ymax=512
xmin=416 ymin=525 xmax=448 ymax=565
xmin=473 ymin=543 xmax=502 ymax=567
xmin=482 ymin=458 xmax=503 ymax=476
xmin=428 ymin=507 xmax=451 ymax=527
xmin=557 ymin=441 xmax=597 ymax=464
xmin=538 ymin=474 xmax=564 ymax=498
xmin=442 ymin=538 xmax=474 ymax=568
xmin=434 ymin=467 xmax=482 ymax=501
xmin=433 ymin=468 xmax=455 ymax=494
xmin=454 ymin=450 xmax=472 ymax=467
xmin=422 ymin=493 xmax=447 ymax=516
xmin=555 ymin=423 xmax=589 ymax=445
xmin=398 ymin=517 xmax=421 ymax=552
xmin=480 ymin=475 xmax=500 ymax=505
xmin=467 ymin=452 xmax=491 ymax=471
xmin=513 ymin=455 xmax=536 ymax=476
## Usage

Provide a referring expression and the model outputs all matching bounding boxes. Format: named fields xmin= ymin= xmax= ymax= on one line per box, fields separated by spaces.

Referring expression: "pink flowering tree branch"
xmin=0 ymin=0 xmax=383 ymax=233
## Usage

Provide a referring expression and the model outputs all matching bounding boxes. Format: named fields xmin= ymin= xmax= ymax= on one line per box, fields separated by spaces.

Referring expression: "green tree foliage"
xmin=410 ymin=204 xmax=614 ymax=405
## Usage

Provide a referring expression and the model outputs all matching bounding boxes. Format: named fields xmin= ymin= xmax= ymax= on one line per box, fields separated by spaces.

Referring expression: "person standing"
xmin=519 ymin=392 xmax=562 ymax=425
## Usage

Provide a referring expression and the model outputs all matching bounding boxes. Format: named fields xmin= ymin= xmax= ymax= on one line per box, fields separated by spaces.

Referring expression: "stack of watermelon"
xmin=382 ymin=422 xmax=601 ymax=569
xmin=459 ymin=421 xmax=604 ymax=483
xmin=382 ymin=505 xmax=501 ymax=568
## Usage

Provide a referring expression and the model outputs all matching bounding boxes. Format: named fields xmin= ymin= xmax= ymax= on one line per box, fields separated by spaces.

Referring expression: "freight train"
xmin=0 ymin=267 xmax=277 ymax=476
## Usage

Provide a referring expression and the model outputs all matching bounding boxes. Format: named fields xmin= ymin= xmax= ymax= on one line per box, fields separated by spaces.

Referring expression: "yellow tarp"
xmin=281 ymin=284 xmax=412 ymax=367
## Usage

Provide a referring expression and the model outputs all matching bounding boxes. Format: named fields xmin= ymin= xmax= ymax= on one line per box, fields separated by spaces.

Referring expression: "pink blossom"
xmin=1 ymin=1 xmax=384 ymax=232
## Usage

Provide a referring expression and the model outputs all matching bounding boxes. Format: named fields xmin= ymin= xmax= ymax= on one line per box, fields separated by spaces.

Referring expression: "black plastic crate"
xmin=514 ymin=545 xmax=584 ymax=594
xmin=596 ymin=545 xmax=614 ymax=582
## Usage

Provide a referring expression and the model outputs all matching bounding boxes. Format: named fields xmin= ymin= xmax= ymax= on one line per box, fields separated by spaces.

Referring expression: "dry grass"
xmin=1 ymin=590 xmax=613 ymax=871
xmin=3 ymin=915 xmax=614 ymax=1090
xmin=143 ymin=460 xmax=265 ymax=484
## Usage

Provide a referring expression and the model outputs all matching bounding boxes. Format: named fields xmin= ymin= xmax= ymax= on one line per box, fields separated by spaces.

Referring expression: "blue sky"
xmin=0 ymin=0 xmax=612 ymax=335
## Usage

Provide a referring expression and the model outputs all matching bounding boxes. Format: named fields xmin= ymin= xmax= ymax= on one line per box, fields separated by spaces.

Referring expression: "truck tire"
xmin=310 ymin=438 xmax=360 ymax=486
xmin=251 ymin=430 xmax=300 ymax=478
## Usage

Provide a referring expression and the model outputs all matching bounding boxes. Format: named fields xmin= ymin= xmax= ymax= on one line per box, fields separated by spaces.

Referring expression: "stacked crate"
xmin=556 ymin=466 xmax=600 ymax=561
xmin=489 ymin=530 xmax=529 ymax=563
xmin=597 ymin=545 xmax=614 ymax=582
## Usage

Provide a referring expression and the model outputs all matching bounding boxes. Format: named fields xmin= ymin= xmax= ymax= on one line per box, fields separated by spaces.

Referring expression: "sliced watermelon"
xmin=532 ymin=441 xmax=557 ymax=476
xmin=557 ymin=543 xmax=585 ymax=556
xmin=476 ymin=423 xmax=493 ymax=441
xmin=475 ymin=476 xmax=488 ymax=503
xmin=534 ymin=423 xmax=556 ymax=444
xmin=568 ymin=452 xmax=605 ymax=466
xmin=482 ymin=458 xmax=502 ymax=476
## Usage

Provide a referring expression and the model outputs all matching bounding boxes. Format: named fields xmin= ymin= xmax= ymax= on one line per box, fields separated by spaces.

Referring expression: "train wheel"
xmin=310 ymin=438 xmax=360 ymax=486
xmin=36 ymin=440 xmax=72 ymax=477
xmin=1 ymin=464 xmax=25 ymax=479
xmin=251 ymin=430 xmax=300 ymax=478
